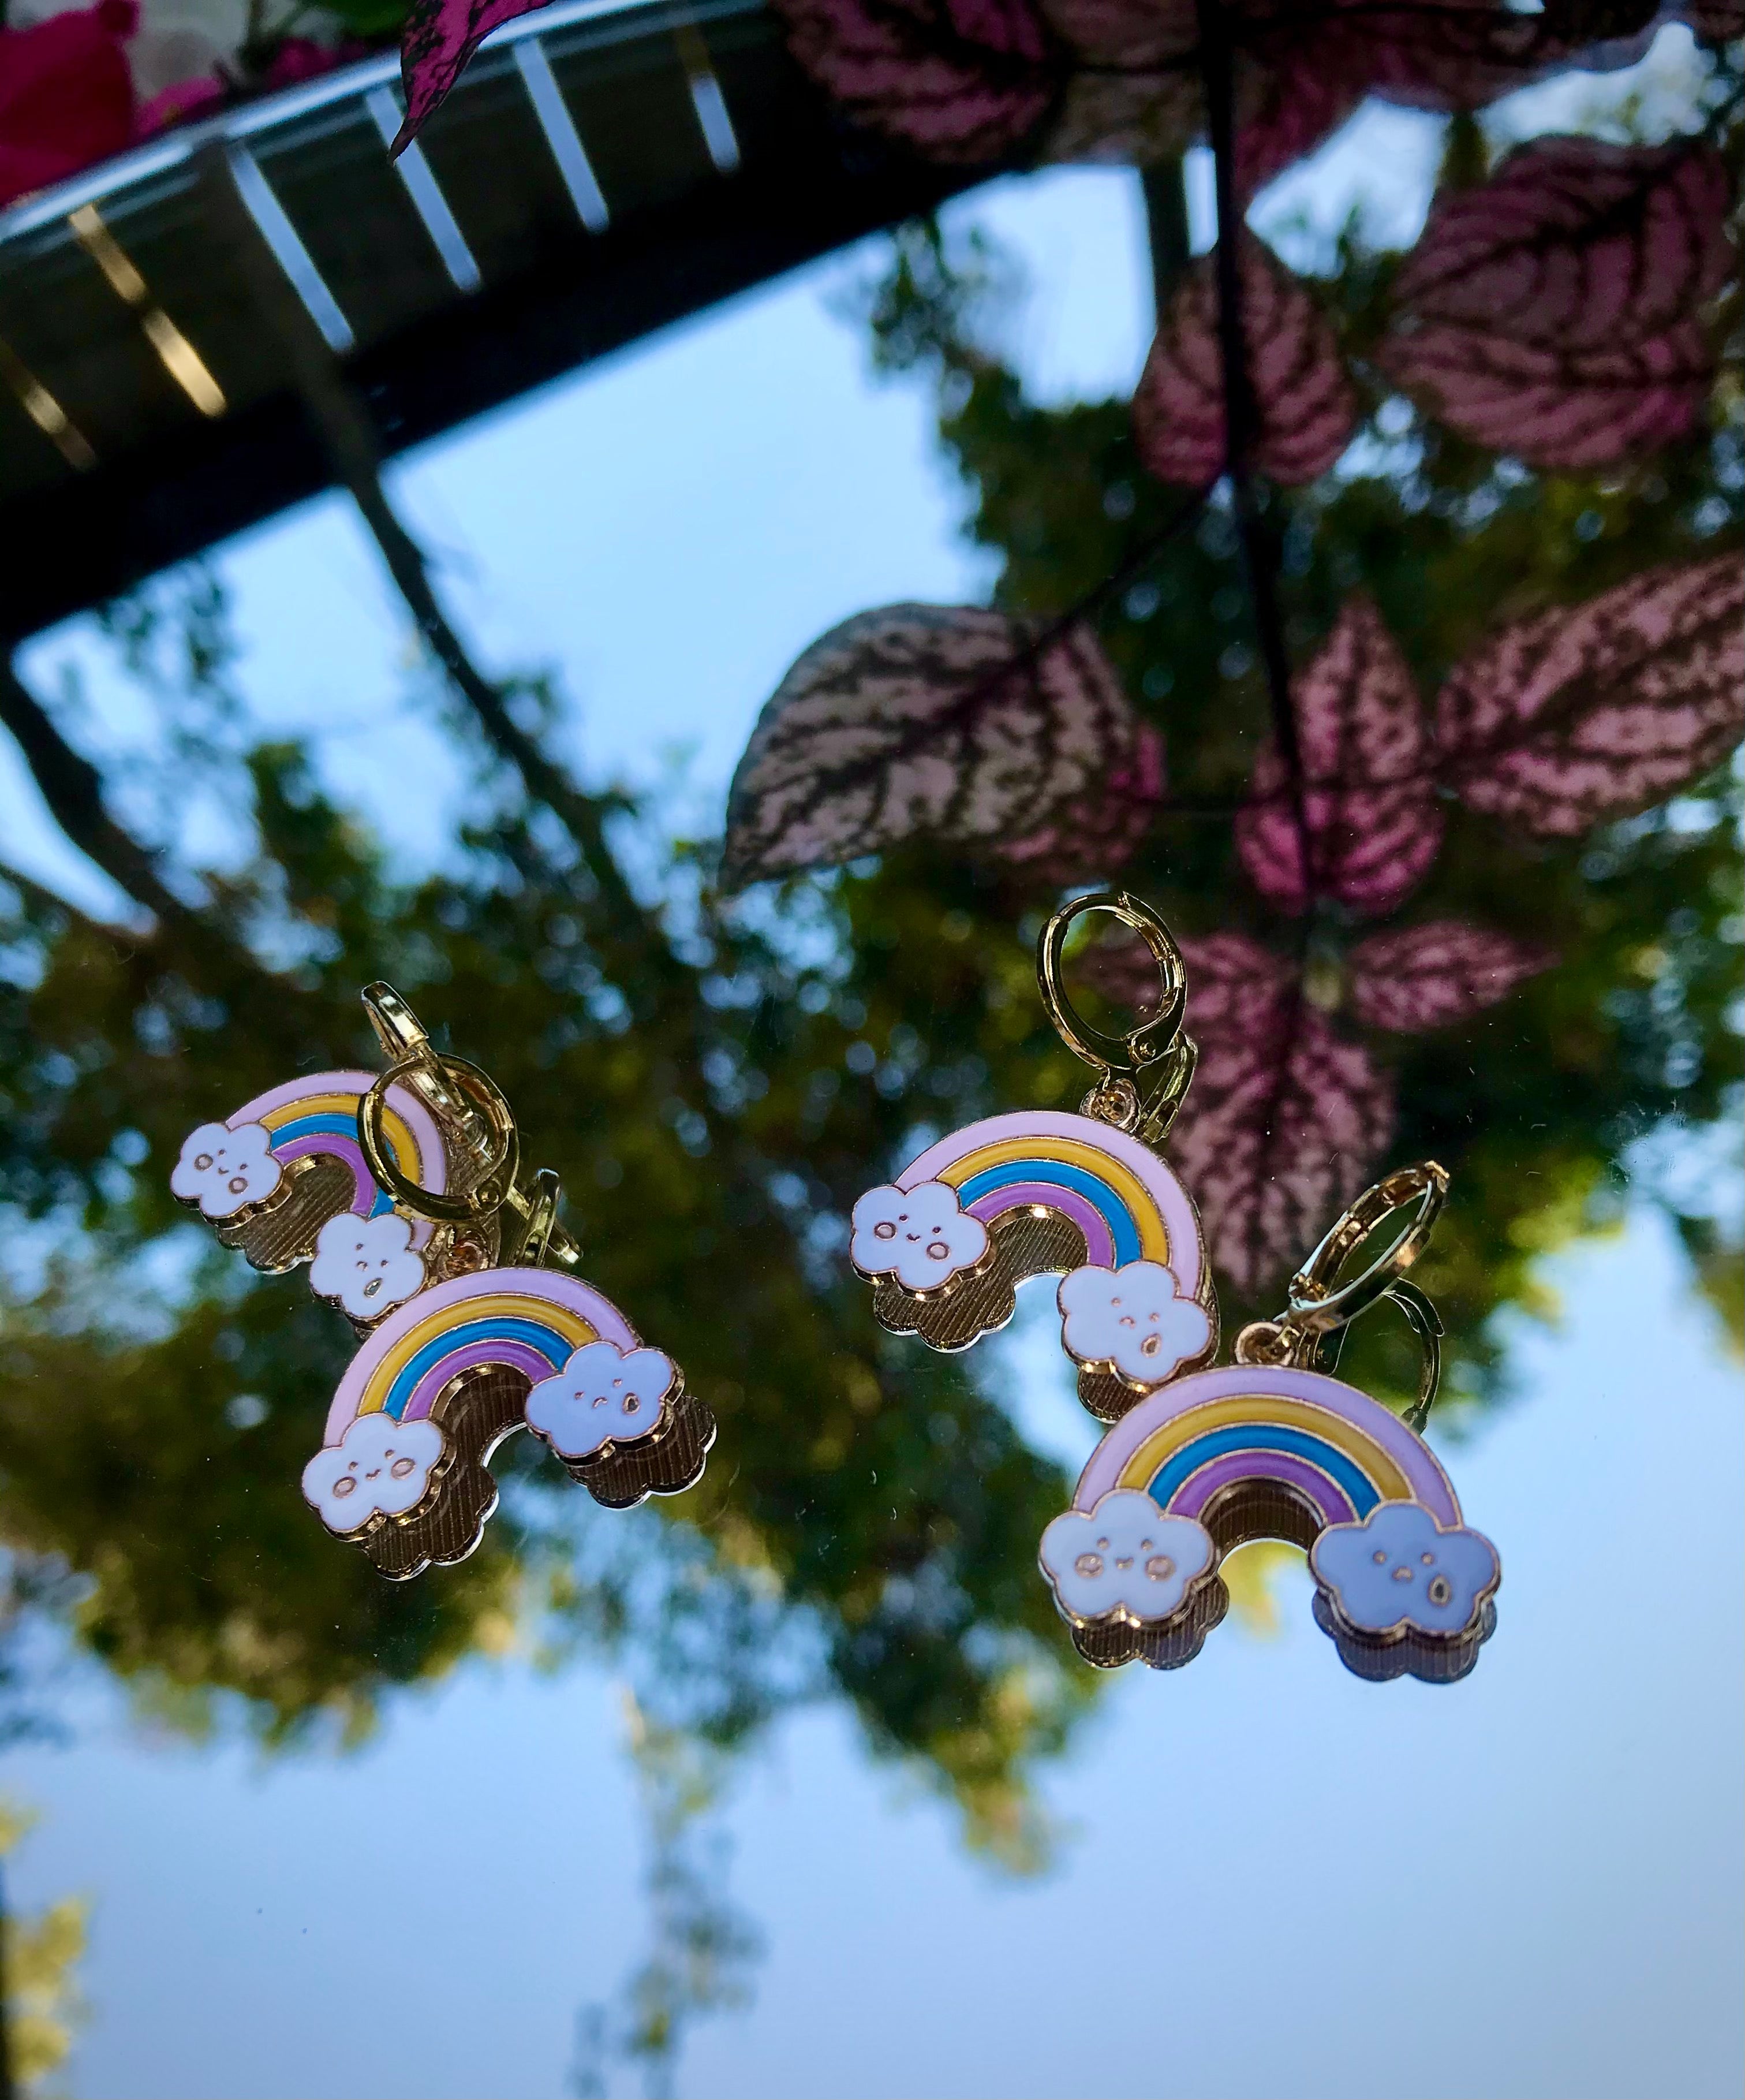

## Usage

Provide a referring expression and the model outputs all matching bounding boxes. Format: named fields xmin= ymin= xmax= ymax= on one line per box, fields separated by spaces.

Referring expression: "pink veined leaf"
xmin=1676 ymin=0 xmax=1745 ymax=36
xmin=1161 ymin=935 xmax=1396 ymax=1294
xmin=769 ymin=0 xmax=1060 ymax=162
xmin=1436 ymin=555 xmax=1745 ymax=836
xmin=1040 ymin=61 xmax=1200 ymax=163
xmin=1033 ymin=0 xmax=1200 ymax=162
xmin=721 ymin=605 xmax=1151 ymax=884
xmin=1040 ymin=0 xmax=1195 ymax=66
xmin=1380 ymin=324 xmax=1715 ymax=471
xmin=1380 ymin=137 xmax=1732 ymax=468
xmin=1133 ymin=234 xmax=1357 ymax=487
xmin=394 ymin=0 xmax=542 ymax=151
xmin=998 ymin=722 xmax=1164 ymax=879
xmin=1234 ymin=595 xmax=1444 ymax=917
xmin=1392 ymin=136 xmax=1732 ymax=348
xmin=1234 ymin=51 xmax=1362 ymax=199
xmin=1346 ymin=922 xmax=1554 ymax=1032
xmin=1228 ymin=0 xmax=1653 ymax=199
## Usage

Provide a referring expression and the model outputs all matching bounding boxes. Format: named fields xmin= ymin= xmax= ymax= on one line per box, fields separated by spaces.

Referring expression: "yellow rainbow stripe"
xmin=354 ymin=1290 xmax=601 ymax=1417
xmin=259 ymin=1090 xmax=423 ymax=1174
xmin=1115 ymin=1392 xmax=1414 ymax=1504
xmin=938 ymin=1133 xmax=1171 ymax=1262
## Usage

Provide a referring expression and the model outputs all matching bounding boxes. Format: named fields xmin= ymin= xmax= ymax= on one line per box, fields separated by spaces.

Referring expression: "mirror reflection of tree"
xmin=0 ymin=13 xmax=1739 ymax=2089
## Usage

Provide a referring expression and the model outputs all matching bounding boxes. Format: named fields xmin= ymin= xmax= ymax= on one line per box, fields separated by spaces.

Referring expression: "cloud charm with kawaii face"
xmin=310 ymin=1211 xmax=427 ymax=1322
xmin=302 ymin=1412 xmax=444 ymax=1535
xmin=1039 ymin=1490 xmax=1215 ymax=1628
xmin=850 ymin=1181 xmax=989 ymax=1293
xmin=525 ymin=1339 xmax=677 ymax=1461
xmin=1058 ymin=1260 xmax=1211 ymax=1386
xmin=1311 ymin=1502 xmax=1500 ymax=1640
xmin=171 ymin=1121 xmax=282 ymax=1219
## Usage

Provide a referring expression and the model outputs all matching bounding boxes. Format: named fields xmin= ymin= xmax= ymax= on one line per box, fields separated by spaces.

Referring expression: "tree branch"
xmin=0 ymin=657 xmax=208 ymax=937
xmin=195 ymin=144 xmax=651 ymax=948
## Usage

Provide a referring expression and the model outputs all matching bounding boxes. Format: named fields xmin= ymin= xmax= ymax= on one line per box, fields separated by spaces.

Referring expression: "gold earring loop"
xmin=1284 ymin=1161 xmax=1449 ymax=1336
xmin=360 ymin=1053 xmax=520 ymax=1226
xmin=1037 ymin=889 xmax=1189 ymax=1076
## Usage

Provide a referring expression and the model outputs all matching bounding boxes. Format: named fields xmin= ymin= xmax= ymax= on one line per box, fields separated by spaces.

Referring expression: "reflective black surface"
xmin=0 ymin=5 xmax=1739 ymax=2093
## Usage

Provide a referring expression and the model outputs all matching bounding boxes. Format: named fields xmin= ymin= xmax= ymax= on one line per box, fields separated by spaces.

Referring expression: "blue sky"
xmin=5 ymin=1208 xmax=1739 ymax=2099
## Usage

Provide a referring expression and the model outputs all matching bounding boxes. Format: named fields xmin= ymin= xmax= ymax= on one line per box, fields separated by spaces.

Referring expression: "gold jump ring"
xmin=360 ymin=1053 xmax=520 ymax=1226
xmin=1284 ymin=1162 xmax=1449 ymax=1336
xmin=1037 ymin=889 xmax=1188 ymax=1076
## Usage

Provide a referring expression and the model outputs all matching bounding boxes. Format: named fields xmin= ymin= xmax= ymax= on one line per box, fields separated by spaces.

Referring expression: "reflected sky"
xmin=5 ymin=1211 xmax=1739 ymax=2098
xmin=0 ymin=14 xmax=1740 ymax=2098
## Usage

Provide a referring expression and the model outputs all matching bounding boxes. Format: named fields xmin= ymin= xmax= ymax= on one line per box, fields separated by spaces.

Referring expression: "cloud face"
xmin=1058 ymin=1260 xmax=1210 ymax=1385
xmin=171 ymin=1121 xmax=282 ymax=1219
xmin=1040 ymin=1490 xmax=1214 ymax=1627
xmin=850 ymin=1181 xmax=989 ymax=1292
xmin=310 ymin=1211 xmax=426 ymax=1321
xmin=302 ymin=1412 xmax=444 ymax=1535
xmin=1312 ymin=1502 xmax=1499 ymax=1639
xmin=525 ymin=1340 xmax=677 ymax=1460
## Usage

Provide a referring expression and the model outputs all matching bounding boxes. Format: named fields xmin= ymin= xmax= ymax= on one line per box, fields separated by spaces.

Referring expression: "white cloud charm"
xmin=1039 ymin=1490 xmax=1215 ymax=1627
xmin=302 ymin=1413 xmax=444 ymax=1535
xmin=850 ymin=1181 xmax=989 ymax=1293
xmin=170 ymin=1121 xmax=282 ymax=1219
xmin=525 ymin=1340 xmax=677 ymax=1461
xmin=310 ymin=1211 xmax=427 ymax=1321
xmin=1057 ymin=1260 xmax=1211 ymax=1385
xmin=1311 ymin=1502 xmax=1499 ymax=1639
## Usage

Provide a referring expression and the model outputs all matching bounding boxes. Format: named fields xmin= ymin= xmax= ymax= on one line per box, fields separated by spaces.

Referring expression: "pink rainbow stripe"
xmin=1168 ymin=1450 xmax=1357 ymax=1530
xmin=1074 ymin=1364 xmax=1462 ymax=1524
xmin=966 ymin=1183 xmax=1116 ymax=1268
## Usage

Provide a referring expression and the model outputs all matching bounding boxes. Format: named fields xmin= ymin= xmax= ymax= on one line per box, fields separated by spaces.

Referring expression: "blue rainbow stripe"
xmin=270 ymin=1110 xmax=405 ymax=1218
xmin=382 ymin=1315 xmax=573 ymax=1419
xmin=1146 ymin=1427 xmax=1382 ymax=1517
xmin=955 ymin=1161 xmax=1142 ymax=1264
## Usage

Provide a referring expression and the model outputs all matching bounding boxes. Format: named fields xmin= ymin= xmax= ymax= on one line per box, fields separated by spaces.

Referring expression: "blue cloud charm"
xmin=1311 ymin=1501 xmax=1500 ymax=1642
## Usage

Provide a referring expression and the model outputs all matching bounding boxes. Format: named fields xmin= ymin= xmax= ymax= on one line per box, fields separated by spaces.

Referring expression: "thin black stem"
xmin=1139 ymin=159 xmax=1191 ymax=324
xmin=1195 ymin=0 xmax=1311 ymax=857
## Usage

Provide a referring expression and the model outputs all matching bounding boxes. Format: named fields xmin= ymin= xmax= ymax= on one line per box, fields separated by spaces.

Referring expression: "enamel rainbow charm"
xmin=1037 ymin=1163 xmax=1501 ymax=1683
xmin=173 ymin=984 xmax=714 ymax=1578
xmin=850 ymin=893 xmax=1215 ymax=1420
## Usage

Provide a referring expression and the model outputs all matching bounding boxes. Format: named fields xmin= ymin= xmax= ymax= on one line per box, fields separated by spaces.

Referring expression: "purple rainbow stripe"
xmin=966 ymin=1183 xmax=1116 ymax=1267
xmin=1168 ymin=1450 xmax=1357 ymax=1530
xmin=1075 ymin=1365 xmax=1462 ymax=1524
xmin=401 ymin=1338 xmax=556 ymax=1421
xmin=273 ymin=1130 xmax=373 ymax=1215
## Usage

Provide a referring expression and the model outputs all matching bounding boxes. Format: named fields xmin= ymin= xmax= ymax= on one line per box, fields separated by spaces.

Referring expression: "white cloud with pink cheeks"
xmin=525 ymin=1340 xmax=676 ymax=1461
xmin=1058 ymin=1260 xmax=1210 ymax=1385
xmin=301 ymin=1413 xmax=443 ymax=1535
xmin=310 ymin=1212 xmax=426 ymax=1321
xmin=171 ymin=1120 xmax=282 ymax=1218
xmin=850 ymin=1181 xmax=988 ymax=1292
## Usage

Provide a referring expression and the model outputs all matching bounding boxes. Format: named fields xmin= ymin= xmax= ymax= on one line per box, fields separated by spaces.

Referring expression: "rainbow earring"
xmin=171 ymin=985 xmax=715 ymax=1578
xmin=1038 ymin=1163 xmax=1501 ymax=1684
xmin=850 ymin=893 xmax=1216 ymax=1421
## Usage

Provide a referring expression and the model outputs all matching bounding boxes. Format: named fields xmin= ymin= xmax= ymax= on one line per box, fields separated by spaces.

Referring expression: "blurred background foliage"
xmin=0 ymin=51 xmax=1739 ymax=2099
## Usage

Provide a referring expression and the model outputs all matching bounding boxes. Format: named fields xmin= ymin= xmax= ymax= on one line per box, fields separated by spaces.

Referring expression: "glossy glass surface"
xmin=0 ymin=11 xmax=1739 ymax=2097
